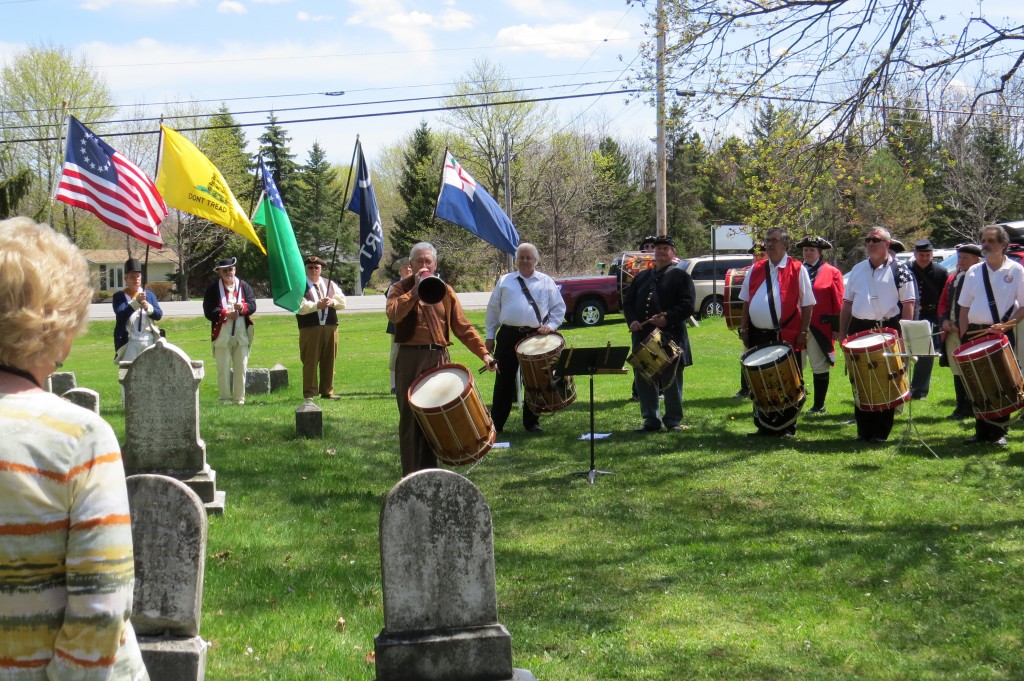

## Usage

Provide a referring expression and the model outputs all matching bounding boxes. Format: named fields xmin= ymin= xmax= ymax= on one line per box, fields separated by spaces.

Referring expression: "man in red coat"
xmin=937 ymin=243 xmax=981 ymax=420
xmin=796 ymin=236 xmax=845 ymax=414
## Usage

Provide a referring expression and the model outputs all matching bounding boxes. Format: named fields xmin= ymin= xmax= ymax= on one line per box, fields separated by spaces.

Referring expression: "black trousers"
xmin=490 ymin=325 xmax=540 ymax=432
xmin=847 ymin=316 xmax=901 ymax=440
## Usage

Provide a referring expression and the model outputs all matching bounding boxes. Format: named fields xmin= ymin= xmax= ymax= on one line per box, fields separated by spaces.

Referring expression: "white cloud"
xmin=495 ymin=18 xmax=630 ymax=59
xmin=218 ymin=1 xmax=247 ymax=14
xmin=297 ymin=10 xmax=332 ymax=22
xmin=345 ymin=0 xmax=474 ymax=51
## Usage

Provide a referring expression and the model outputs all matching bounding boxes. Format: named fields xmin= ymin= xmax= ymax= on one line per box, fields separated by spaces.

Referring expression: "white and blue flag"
xmin=434 ymin=151 xmax=520 ymax=254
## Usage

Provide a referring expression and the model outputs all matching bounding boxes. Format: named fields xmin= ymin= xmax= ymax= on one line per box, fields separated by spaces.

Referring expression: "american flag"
xmin=55 ymin=115 xmax=167 ymax=248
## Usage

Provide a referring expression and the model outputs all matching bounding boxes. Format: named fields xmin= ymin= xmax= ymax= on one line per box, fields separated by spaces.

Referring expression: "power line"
xmin=0 ymin=89 xmax=646 ymax=145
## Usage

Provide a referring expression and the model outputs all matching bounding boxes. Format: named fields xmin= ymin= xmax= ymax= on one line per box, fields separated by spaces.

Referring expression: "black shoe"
xmin=634 ymin=424 xmax=661 ymax=433
xmin=994 ymin=436 xmax=1008 ymax=447
xmin=870 ymin=437 xmax=887 ymax=444
xmin=842 ymin=419 xmax=856 ymax=426
xmin=807 ymin=405 xmax=826 ymax=414
xmin=746 ymin=430 xmax=771 ymax=437
xmin=733 ymin=390 xmax=750 ymax=399
xmin=526 ymin=424 xmax=543 ymax=433
xmin=963 ymin=436 xmax=981 ymax=445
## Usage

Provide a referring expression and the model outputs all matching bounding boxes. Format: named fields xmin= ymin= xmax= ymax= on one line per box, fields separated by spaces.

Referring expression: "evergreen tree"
xmin=392 ymin=122 xmax=440 ymax=271
xmin=292 ymin=141 xmax=344 ymax=260
xmin=591 ymin=137 xmax=651 ymax=251
xmin=257 ymin=113 xmax=299 ymax=204
xmin=664 ymin=104 xmax=712 ymax=254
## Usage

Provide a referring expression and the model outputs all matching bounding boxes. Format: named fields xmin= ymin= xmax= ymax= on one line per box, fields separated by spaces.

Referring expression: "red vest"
xmin=748 ymin=257 xmax=805 ymax=349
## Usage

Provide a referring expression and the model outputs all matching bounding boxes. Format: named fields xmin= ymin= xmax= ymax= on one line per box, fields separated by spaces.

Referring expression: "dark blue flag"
xmin=347 ymin=142 xmax=383 ymax=289
xmin=434 ymin=150 xmax=519 ymax=254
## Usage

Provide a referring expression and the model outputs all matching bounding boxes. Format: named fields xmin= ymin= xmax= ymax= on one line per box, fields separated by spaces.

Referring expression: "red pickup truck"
xmin=554 ymin=252 xmax=661 ymax=327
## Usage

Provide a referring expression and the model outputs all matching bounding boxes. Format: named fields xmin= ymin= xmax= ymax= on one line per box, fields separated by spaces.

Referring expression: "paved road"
xmin=87 ymin=291 xmax=492 ymax=321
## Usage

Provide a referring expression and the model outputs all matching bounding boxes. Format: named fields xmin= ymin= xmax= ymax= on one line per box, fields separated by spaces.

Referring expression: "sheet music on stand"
xmin=899 ymin=320 xmax=940 ymax=357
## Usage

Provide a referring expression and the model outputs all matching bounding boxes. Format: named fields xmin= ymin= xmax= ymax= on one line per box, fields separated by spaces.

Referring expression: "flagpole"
xmin=143 ymin=117 xmax=165 ymax=289
xmin=48 ymin=109 xmax=71 ymax=230
xmin=248 ymin=152 xmax=264 ymax=221
xmin=329 ymin=136 xmax=360 ymax=294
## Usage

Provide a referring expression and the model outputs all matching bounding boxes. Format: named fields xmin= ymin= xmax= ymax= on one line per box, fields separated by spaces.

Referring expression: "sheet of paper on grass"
xmin=580 ymin=433 xmax=612 ymax=440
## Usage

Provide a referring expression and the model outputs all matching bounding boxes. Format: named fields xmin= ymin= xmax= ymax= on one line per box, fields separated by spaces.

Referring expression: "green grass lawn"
xmin=63 ymin=312 xmax=1024 ymax=680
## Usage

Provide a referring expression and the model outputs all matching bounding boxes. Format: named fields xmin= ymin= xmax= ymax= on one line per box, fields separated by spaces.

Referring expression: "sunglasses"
xmin=864 ymin=237 xmax=886 ymax=244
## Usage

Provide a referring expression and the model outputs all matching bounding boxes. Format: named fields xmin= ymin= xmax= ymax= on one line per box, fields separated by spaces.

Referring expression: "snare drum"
xmin=841 ymin=328 xmax=910 ymax=411
xmin=724 ymin=267 xmax=749 ymax=331
xmin=741 ymin=344 xmax=805 ymax=413
xmin=627 ymin=328 xmax=682 ymax=388
xmin=515 ymin=333 xmax=576 ymax=414
xmin=408 ymin=363 xmax=495 ymax=466
xmin=953 ymin=334 xmax=1024 ymax=420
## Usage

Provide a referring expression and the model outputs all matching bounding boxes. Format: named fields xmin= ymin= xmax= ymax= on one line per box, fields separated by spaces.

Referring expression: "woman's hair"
xmin=0 ymin=217 xmax=93 ymax=369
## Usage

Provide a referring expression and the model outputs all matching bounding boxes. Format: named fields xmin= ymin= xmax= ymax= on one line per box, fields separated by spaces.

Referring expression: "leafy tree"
xmin=0 ymin=45 xmax=114 ymax=241
xmin=646 ymin=0 xmax=1024 ymax=142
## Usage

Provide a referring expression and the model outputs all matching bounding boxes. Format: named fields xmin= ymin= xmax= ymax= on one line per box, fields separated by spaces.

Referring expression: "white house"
xmin=81 ymin=249 xmax=179 ymax=292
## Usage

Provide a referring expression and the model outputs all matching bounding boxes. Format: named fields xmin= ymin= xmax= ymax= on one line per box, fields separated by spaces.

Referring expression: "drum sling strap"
xmin=763 ymin=264 xmax=794 ymax=344
xmin=982 ymin=264 xmax=1016 ymax=325
xmin=516 ymin=275 xmax=547 ymax=326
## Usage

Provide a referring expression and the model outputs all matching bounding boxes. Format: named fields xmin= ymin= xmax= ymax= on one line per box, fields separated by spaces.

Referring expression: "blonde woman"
xmin=0 ymin=217 xmax=149 ymax=681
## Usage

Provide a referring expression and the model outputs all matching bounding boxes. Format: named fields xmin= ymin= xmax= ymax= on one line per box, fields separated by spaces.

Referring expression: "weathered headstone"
xmin=295 ymin=399 xmax=322 ymax=438
xmin=375 ymin=469 xmax=535 ymax=681
xmin=48 ymin=371 xmax=76 ymax=395
xmin=269 ymin=363 xmax=289 ymax=392
xmin=120 ymin=339 xmax=225 ymax=514
xmin=63 ymin=387 xmax=100 ymax=414
xmin=244 ymin=367 xmax=271 ymax=394
xmin=127 ymin=474 xmax=208 ymax=681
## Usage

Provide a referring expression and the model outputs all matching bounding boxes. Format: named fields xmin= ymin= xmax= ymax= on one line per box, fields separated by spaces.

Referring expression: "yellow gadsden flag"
xmin=156 ymin=125 xmax=266 ymax=254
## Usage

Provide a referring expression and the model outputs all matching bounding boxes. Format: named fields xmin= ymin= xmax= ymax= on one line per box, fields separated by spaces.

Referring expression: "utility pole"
xmin=655 ymin=0 xmax=667 ymax=238
xmin=502 ymin=131 xmax=514 ymax=271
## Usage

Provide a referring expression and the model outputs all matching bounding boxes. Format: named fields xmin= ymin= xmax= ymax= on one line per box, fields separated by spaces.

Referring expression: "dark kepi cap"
xmin=956 ymin=243 xmax=982 ymax=257
xmin=651 ymin=235 xmax=675 ymax=248
xmin=914 ymin=239 xmax=934 ymax=252
xmin=304 ymin=255 xmax=328 ymax=267
xmin=213 ymin=256 xmax=237 ymax=271
xmin=124 ymin=258 xmax=143 ymax=273
xmin=795 ymin=236 xmax=832 ymax=250
xmin=889 ymin=239 xmax=906 ymax=253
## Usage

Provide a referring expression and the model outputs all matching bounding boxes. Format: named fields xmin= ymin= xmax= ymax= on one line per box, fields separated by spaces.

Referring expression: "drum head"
xmin=844 ymin=331 xmax=893 ymax=350
xmin=743 ymin=344 xmax=790 ymax=367
xmin=409 ymin=367 xmax=469 ymax=408
xmin=956 ymin=337 xmax=1003 ymax=358
xmin=517 ymin=333 xmax=563 ymax=355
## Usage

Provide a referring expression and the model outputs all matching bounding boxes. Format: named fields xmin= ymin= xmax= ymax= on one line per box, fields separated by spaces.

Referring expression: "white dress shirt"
xmin=485 ymin=270 xmax=566 ymax=339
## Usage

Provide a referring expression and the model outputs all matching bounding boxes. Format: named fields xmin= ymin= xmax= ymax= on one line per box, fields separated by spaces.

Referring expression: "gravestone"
xmin=269 ymin=363 xmax=289 ymax=392
xmin=295 ymin=399 xmax=322 ymax=438
xmin=375 ymin=469 xmax=535 ymax=681
xmin=244 ymin=368 xmax=271 ymax=394
xmin=49 ymin=371 xmax=76 ymax=395
xmin=63 ymin=387 xmax=100 ymax=414
xmin=127 ymin=474 xmax=208 ymax=681
xmin=120 ymin=339 xmax=225 ymax=514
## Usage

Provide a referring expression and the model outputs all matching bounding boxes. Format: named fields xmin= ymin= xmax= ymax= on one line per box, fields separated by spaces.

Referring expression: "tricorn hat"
xmin=888 ymin=239 xmax=906 ymax=253
xmin=747 ymin=241 xmax=765 ymax=254
xmin=213 ymin=256 xmax=237 ymax=271
xmin=124 ymin=258 xmax=143 ymax=274
xmin=795 ymin=236 xmax=832 ymax=250
xmin=639 ymin=234 xmax=658 ymax=248
xmin=304 ymin=255 xmax=328 ymax=267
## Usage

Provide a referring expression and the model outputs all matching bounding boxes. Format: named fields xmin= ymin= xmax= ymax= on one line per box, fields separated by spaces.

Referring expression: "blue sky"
xmin=1 ymin=0 xmax=652 ymax=164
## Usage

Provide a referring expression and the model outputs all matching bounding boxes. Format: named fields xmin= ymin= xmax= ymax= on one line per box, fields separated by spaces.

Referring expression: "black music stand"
xmin=890 ymin=321 xmax=941 ymax=458
xmin=554 ymin=343 xmax=630 ymax=484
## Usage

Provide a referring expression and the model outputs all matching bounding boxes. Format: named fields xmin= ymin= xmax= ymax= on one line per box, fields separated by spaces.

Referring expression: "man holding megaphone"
xmin=386 ymin=242 xmax=496 ymax=476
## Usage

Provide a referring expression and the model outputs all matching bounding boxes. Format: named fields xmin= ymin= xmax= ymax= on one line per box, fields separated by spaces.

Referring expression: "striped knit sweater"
xmin=0 ymin=390 xmax=148 ymax=681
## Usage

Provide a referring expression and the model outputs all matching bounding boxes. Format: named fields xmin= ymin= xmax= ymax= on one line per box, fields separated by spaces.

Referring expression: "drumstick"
xmin=965 ymin=328 xmax=998 ymax=339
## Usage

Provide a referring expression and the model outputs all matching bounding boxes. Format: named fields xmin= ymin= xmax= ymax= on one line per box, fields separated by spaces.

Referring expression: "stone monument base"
xmin=375 ymin=624 xmax=515 ymax=681
xmin=126 ymin=465 xmax=225 ymax=515
xmin=138 ymin=635 xmax=207 ymax=681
